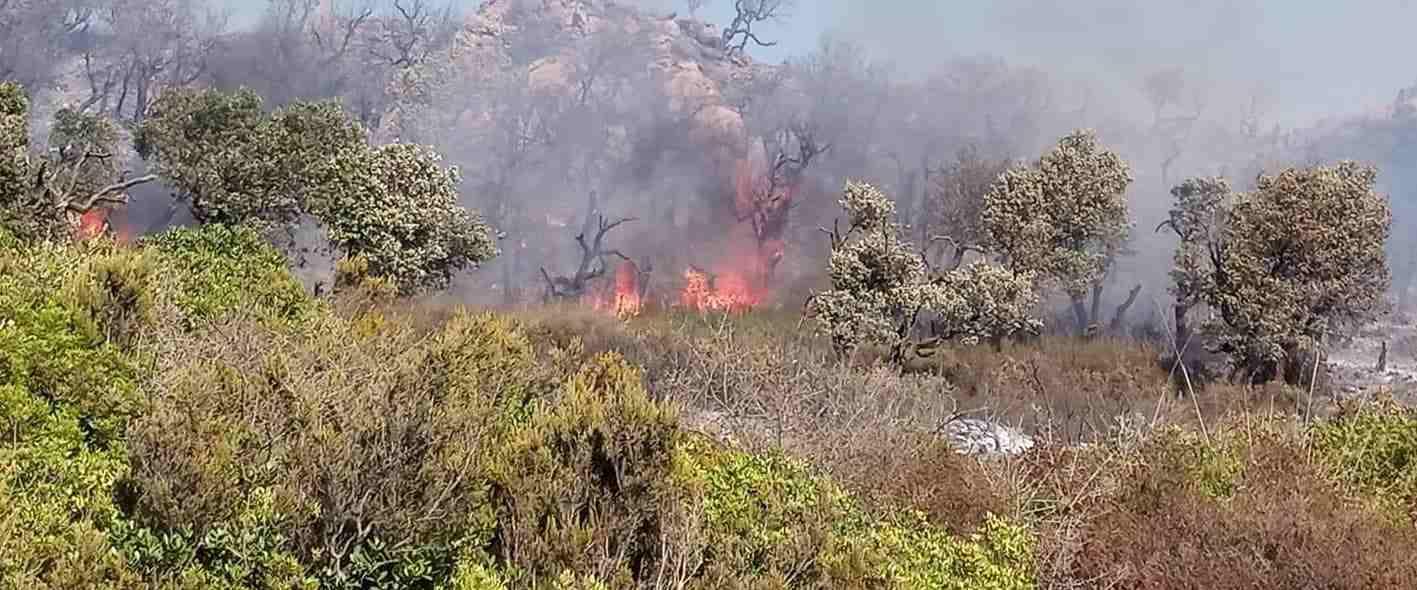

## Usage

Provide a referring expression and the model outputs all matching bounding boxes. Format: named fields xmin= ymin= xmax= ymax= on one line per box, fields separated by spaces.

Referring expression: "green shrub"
xmin=142 ymin=225 xmax=312 ymax=326
xmin=112 ymin=488 xmax=314 ymax=590
xmin=491 ymin=353 xmax=683 ymax=586
xmin=126 ymin=309 xmax=539 ymax=587
xmin=0 ymin=241 xmax=143 ymax=448
xmin=1313 ymin=400 xmax=1417 ymax=519
xmin=838 ymin=511 xmax=1034 ymax=590
xmin=0 ymin=384 xmax=141 ymax=589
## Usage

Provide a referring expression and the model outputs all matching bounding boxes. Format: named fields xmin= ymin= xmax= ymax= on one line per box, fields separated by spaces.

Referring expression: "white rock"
xmin=943 ymin=418 xmax=1035 ymax=455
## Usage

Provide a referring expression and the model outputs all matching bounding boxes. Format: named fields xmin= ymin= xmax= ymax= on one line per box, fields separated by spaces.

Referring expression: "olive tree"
xmin=1164 ymin=163 xmax=1391 ymax=384
xmin=139 ymin=86 xmax=498 ymax=294
xmin=982 ymin=129 xmax=1134 ymax=334
xmin=1 ymin=81 xmax=155 ymax=242
xmin=138 ymin=87 xmax=365 ymax=229
xmin=808 ymin=180 xmax=1040 ymax=359
xmin=310 ymin=143 xmax=498 ymax=294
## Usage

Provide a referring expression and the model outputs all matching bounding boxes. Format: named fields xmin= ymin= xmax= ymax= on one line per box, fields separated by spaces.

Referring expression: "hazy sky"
xmin=226 ymin=0 xmax=1417 ymax=127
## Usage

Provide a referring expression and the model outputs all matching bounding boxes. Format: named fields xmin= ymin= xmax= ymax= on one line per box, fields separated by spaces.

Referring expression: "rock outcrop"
xmin=379 ymin=0 xmax=778 ymax=157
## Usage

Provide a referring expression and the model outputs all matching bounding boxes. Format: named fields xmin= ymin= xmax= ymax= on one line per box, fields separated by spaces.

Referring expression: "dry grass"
xmin=503 ymin=305 xmax=1417 ymax=589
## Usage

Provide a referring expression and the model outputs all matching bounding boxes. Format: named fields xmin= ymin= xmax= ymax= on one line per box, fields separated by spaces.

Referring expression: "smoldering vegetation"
xmin=8 ymin=1 xmax=1417 ymax=588
xmin=12 ymin=0 xmax=1417 ymax=317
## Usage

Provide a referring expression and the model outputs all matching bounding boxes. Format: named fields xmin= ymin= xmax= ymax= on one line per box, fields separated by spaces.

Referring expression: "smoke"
xmin=16 ymin=0 xmax=1417 ymax=314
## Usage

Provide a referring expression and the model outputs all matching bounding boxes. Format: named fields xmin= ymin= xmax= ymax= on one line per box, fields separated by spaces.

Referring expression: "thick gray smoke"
xmin=12 ymin=0 xmax=1417 ymax=314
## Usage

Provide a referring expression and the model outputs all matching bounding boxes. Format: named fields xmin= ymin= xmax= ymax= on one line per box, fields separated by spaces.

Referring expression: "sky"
xmin=223 ymin=0 xmax=1417 ymax=127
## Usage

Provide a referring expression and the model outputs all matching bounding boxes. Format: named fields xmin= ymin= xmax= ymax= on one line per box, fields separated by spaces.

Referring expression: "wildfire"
xmin=76 ymin=209 xmax=109 ymax=241
xmin=586 ymin=259 xmax=644 ymax=318
xmin=678 ymin=266 xmax=762 ymax=313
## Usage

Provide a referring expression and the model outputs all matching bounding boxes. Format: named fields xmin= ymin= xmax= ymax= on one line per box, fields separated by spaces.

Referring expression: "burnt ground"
xmin=1327 ymin=320 xmax=1417 ymax=407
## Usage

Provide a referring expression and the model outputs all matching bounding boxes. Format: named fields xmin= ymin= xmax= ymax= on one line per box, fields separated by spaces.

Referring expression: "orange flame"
xmin=76 ymin=209 xmax=109 ymax=241
xmin=678 ymin=267 xmax=762 ymax=313
xmin=586 ymin=259 xmax=644 ymax=318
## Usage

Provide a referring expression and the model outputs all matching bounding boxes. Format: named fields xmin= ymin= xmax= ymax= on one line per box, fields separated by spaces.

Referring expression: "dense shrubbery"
xmin=1 ymin=227 xmax=1041 ymax=589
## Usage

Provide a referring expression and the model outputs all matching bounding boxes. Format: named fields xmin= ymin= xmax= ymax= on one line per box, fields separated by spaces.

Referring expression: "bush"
xmin=1165 ymin=164 xmax=1392 ymax=383
xmin=491 ymin=353 xmax=685 ymax=586
xmin=1313 ymin=399 xmax=1417 ymax=520
xmin=1045 ymin=418 xmax=1417 ymax=589
xmin=142 ymin=224 xmax=312 ymax=326
xmin=0 ymin=384 xmax=141 ymax=590
xmin=125 ymin=309 xmax=543 ymax=585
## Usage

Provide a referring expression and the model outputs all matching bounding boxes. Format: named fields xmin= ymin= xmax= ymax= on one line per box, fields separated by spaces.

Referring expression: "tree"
xmin=1157 ymin=176 xmax=1231 ymax=358
xmin=1142 ymin=67 xmax=1204 ymax=186
xmin=77 ymin=0 xmax=228 ymax=121
xmin=922 ymin=145 xmax=1011 ymax=270
xmin=721 ymin=0 xmax=792 ymax=56
xmin=365 ymin=0 xmax=459 ymax=69
xmin=539 ymin=191 xmax=635 ymax=303
xmin=982 ymin=129 xmax=1134 ymax=335
xmin=1164 ymin=163 xmax=1392 ymax=384
xmin=1 ymin=81 xmax=155 ymax=242
xmin=808 ymin=181 xmax=1040 ymax=359
xmin=138 ymin=87 xmax=364 ymax=230
xmin=310 ymin=142 xmax=498 ymax=294
xmin=0 ymin=0 xmax=95 ymax=94
xmin=139 ymin=86 xmax=497 ymax=294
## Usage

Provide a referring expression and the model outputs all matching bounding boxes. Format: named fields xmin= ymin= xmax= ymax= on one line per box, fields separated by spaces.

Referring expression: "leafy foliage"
xmin=928 ymin=261 xmax=1043 ymax=347
xmin=982 ymin=129 xmax=1133 ymax=328
xmin=0 ymin=82 xmax=35 ymax=237
xmin=310 ymin=143 xmax=499 ymax=294
xmin=1 ymin=81 xmax=150 ymax=243
xmin=809 ymin=181 xmax=1041 ymax=357
xmin=138 ymin=88 xmax=297 ymax=227
xmin=1166 ymin=163 xmax=1392 ymax=381
xmin=140 ymin=87 xmax=497 ymax=294
xmin=1313 ymin=400 xmax=1417 ymax=520
xmin=142 ymin=224 xmax=312 ymax=326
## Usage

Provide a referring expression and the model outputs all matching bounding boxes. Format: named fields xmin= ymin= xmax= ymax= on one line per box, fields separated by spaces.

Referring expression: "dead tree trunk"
xmin=539 ymin=191 xmax=636 ymax=302
xmin=1108 ymin=284 xmax=1143 ymax=334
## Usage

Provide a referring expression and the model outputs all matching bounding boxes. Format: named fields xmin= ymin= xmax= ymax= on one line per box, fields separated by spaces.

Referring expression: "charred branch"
xmin=721 ymin=0 xmax=790 ymax=56
xmin=540 ymin=191 xmax=637 ymax=301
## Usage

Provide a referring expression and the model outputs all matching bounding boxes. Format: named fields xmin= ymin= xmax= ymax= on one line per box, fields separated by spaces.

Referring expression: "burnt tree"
xmin=539 ymin=191 xmax=636 ymax=301
xmin=736 ymin=122 xmax=827 ymax=286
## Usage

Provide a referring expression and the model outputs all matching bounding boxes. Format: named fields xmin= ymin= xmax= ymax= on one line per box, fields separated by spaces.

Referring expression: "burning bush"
xmin=1 ymin=81 xmax=154 ymax=244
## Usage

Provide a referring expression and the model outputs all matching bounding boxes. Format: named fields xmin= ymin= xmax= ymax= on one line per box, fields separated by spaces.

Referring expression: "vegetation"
xmin=139 ymin=87 xmax=498 ymax=294
xmin=1164 ymin=163 xmax=1392 ymax=383
xmin=0 ymin=81 xmax=154 ymax=242
xmin=3 ymin=5 xmax=1416 ymax=585
xmin=983 ymin=130 xmax=1134 ymax=334
xmin=809 ymin=181 xmax=1041 ymax=358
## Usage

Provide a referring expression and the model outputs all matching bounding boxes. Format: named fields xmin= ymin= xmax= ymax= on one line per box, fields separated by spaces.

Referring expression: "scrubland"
xmin=4 ymin=226 xmax=1416 ymax=589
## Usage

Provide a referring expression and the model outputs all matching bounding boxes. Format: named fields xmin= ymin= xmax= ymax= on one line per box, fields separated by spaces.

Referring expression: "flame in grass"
xmin=678 ymin=266 xmax=763 ymax=313
xmin=76 ymin=209 xmax=109 ymax=241
xmin=586 ymin=259 xmax=644 ymax=318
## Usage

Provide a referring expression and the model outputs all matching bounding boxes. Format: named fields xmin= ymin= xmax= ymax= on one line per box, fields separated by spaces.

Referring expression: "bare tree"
xmin=922 ymin=145 xmax=1010 ymax=271
xmin=737 ymin=121 xmax=827 ymax=284
xmin=77 ymin=0 xmax=229 ymax=121
xmin=365 ymin=0 xmax=459 ymax=68
xmin=1142 ymin=67 xmax=1204 ymax=186
xmin=0 ymin=0 xmax=96 ymax=94
xmin=540 ymin=191 xmax=636 ymax=301
xmin=721 ymin=0 xmax=791 ymax=56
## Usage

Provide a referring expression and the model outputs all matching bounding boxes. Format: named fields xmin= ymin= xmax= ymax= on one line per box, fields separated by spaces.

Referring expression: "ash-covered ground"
xmin=1328 ymin=320 xmax=1417 ymax=406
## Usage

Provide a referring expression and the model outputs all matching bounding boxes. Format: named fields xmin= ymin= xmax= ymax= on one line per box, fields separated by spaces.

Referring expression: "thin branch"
xmin=68 ymin=174 xmax=158 ymax=212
